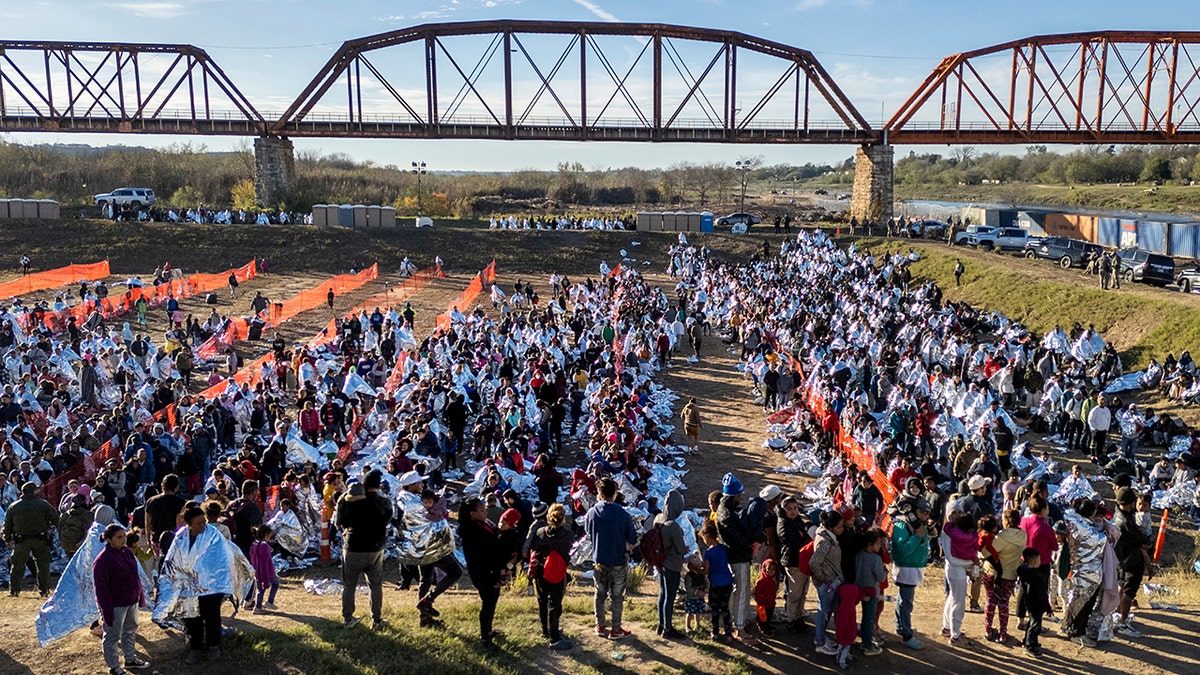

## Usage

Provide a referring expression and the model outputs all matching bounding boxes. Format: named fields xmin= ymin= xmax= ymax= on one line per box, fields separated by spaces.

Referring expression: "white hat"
xmin=398 ymin=471 xmax=425 ymax=487
xmin=967 ymin=475 xmax=992 ymax=491
xmin=759 ymin=485 xmax=782 ymax=501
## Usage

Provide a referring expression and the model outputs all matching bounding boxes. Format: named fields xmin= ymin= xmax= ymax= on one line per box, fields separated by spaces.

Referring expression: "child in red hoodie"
xmin=754 ymin=558 xmax=780 ymax=636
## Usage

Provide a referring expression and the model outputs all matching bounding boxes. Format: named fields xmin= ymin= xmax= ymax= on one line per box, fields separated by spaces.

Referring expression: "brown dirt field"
xmin=2 ymin=226 xmax=1200 ymax=674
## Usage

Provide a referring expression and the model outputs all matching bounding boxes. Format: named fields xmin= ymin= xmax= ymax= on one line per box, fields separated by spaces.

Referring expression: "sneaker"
xmin=550 ymin=638 xmax=573 ymax=651
xmin=371 ymin=618 xmax=389 ymax=631
xmin=109 ymin=668 xmax=128 ymax=675
xmin=1025 ymin=646 xmax=1043 ymax=657
xmin=124 ymin=658 xmax=150 ymax=670
xmin=608 ymin=628 xmax=632 ymax=640
xmin=595 ymin=625 xmax=608 ymax=638
xmin=1115 ymin=624 xmax=1142 ymax=639
xmin=343 ymin=616 xmax=363 ymax=629
xmin=1017 ymin=620 xmax=1029 ymax=631
xmin=789 ymin=619 xmax=810 ymax=634
xmin=816 ymin=642 xmax=840 ymax=655
xmin=264 ymin=602 xmax=278 ymax=611
xmin=949 ymin=635 xmax=974 ymax=648
xmin=940 ymin=627 xmax=951 ymax=637
xmin=662 ymin=628 xmax=688 ymax=640
xmin=986 ymin=628 xmax=1000 ymax=642
xmin=967 ymin=604 xmax=983 ymax=614
xmin=184 ymin=650 xmax=203 ymax=665
xmin=206 ymin=647 xmax=221 ymax=660
xmin=861 ymin=643 xmax=883 ymax=656
xmin=999 ymin=633 xmax=1011 ymax=644
xmin=253 ymin=607 xmax=267 ymax=615
xmin=902 ymin=637 xmax=925 ymax=650
xmin=1073 ymin=635 xmax=1098 ymax=647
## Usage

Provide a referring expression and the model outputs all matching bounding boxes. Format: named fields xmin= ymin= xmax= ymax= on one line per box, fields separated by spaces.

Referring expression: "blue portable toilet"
xmin=700 ymin=212 xmax=714 ymax=232
xmin=338 ymin=204 xmax=354 ymax=227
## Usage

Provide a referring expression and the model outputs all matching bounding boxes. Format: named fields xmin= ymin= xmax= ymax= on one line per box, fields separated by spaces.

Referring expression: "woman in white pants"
xmin=940 ymin=511 xmax=980 ymax=646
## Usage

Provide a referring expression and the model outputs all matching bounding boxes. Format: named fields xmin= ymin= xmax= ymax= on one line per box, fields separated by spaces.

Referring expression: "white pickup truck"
xmin=967 ymin=226 xmax=1033 ymax=251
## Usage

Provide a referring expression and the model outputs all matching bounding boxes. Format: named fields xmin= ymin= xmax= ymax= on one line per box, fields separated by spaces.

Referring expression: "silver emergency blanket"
xmin=1152 ymin=480 xmax=1196 ymax=510
xmin=464 ymin=465 xmax=535 ymax=497
xmin=394 ymin=489 xmax=455 ymax=566
xmin=152 ymin=524 xmax=254 ymax=622
xmin=1052 ymin=474 xmax=1097 ymax=505
xmin=35 ymin=523 xmax=154 ymax=647
xmin=1062 ymin=509 xmax=1106 ymax=632
xmin=267 ymin=509 xmax=308 ymax=557
xmin=646 ymin=464 xmax=687 ymax=504
xmin=285 ymin=426 xmax=327 ymax=467
xmin=1102 ymin=371 xmax=1144 ymax=395
xmin=777 ymin=444 xmax=824 ymax=476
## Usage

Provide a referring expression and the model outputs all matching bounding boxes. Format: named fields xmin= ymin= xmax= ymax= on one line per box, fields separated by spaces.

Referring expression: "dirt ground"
xmin=2 ymin=228 xmax=1199 ymax=674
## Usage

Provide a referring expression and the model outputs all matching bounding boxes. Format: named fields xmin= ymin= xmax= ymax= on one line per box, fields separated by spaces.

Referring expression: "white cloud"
xmin=571 ymin=0 xmax=620 ymax=22
xmin=104 ymin=2 xmax=189 ymax=18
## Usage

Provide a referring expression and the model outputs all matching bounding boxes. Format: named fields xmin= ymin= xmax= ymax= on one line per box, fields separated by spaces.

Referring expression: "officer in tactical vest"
xmin=4 ymin=482 xmax=59 ymax=596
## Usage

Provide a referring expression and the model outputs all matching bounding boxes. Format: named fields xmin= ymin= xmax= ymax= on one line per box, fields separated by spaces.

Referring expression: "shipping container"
xmin=1017 ymin=211 xmax=1047 ymax=235
xmin=1119 ymin=220 xmax=1139 ymax=248
xmin=700 ymin=212 xmax=714 ymax=232
xmin=1170 ymin=223 xmax=1200 ymax=259
xmin=1136 ymin=220 xmax=1169 ymax=254
xmin=311 ymin=205 xmax=328 ymax=227
xmin=1043 ymin=213 xmax=1097 ymax=242
xmin=1096 ymin=218 xmax=1121 ymax=247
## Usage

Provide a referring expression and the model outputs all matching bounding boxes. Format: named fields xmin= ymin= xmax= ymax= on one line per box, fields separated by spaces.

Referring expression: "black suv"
xmin=1029 ymin=236 xmax=1103 ymax=269
xmin=1116 ymin=248 xmax=1175 ymax=286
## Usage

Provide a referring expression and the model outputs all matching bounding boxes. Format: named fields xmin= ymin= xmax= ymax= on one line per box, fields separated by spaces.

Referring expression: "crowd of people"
xmin=489 ymin=215 xmax=633 ymax=231
xmin=2 ymin=224 xmax=1195 ymax=674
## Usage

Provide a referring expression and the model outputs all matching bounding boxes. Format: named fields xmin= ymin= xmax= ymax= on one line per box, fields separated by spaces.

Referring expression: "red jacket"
xmin=300 ymin=408 xmax=321 ymax=433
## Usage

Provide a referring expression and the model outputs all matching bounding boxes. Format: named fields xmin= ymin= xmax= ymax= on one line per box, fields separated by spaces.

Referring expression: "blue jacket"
xmin=585 ymin=500 xmax=637 ymax=566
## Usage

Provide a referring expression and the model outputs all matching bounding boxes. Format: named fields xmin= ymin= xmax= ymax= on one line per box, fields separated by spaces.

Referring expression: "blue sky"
xmin=1 ymin=0 xmax=1192 ymax=171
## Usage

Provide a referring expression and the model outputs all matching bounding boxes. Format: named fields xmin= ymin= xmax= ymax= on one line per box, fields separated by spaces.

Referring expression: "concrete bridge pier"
xmin=254 ymin=136 xmax=295 ymax=209
xmin=850 ymin=143 xmax=893 ymax=227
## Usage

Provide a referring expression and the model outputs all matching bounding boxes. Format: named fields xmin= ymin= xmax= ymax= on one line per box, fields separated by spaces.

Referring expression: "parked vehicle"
xmin=715 ymin=212 xmax=761 ymax=229
xmin=1177 ymin=266 xmax=1200 ymax=294
xmin=969 ymin=226 xmax=1034 ymax=252
xmin=94 ymin=187 xmax=156 ymax=209
xmin=1115 ymin=248 xmax=1175 ymax=286
xmin=1026 ymin=236 xmax=1103 ymax=268
xmin=906 ymin=219 xmax=949 ymax=239
xmin=954 ymin=224 xmax=993 ymax=246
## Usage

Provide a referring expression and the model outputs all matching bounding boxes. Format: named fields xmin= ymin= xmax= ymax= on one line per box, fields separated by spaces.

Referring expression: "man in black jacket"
xmin=716 ymin=473 xmax=757 ymax=643
xmin=777 ymin=495 xmax=813 ymax=633
xmin=337 ymin=470 xmax=393 ymax=630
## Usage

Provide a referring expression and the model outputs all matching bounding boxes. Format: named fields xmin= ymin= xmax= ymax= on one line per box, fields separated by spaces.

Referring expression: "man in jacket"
xmin=808 ymin=510 xmax=845 ymax=654
xmin=5 ymin=482 xmax=58 ymax=596
xmin=716 ymin=473 xmax=757 ymax=642
xmin=890 ymin=499 xmax=931 ymax=650
xmin=653 ymin=489 xmax=688 ymax=639
xmin=585 ymin=477 xmax=637 ymax=639
xmin=777 ymin=495 xmax=812 ymax=633
xmin=337 ymin=470 xmax=393 ymax=630
xmin=1113 ymin=488 xmax=1154 ymax=638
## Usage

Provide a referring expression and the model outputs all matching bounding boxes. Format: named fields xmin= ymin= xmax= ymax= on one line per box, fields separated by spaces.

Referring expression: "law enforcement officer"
xmin=4 ymin=482 xmax=58 ymax=596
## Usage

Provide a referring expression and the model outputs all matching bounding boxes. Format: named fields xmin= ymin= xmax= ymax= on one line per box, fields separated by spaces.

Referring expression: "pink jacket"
xmin=1020 ymin=514 xmax=1058 ymax=564
xmin=249 ymin=540 xmax=277 ymax=585
xmin=944 ymin=523 xmax=981 ymax=563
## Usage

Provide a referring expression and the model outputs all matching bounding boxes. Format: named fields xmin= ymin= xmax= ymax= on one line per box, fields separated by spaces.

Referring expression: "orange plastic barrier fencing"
xmin=0 ymin=261 xmax=110 ymax=300
xmin=436 ymin=261 xmax=496 ymax=331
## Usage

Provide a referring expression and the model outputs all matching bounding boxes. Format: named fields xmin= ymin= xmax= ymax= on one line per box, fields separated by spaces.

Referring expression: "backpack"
xmin=542 ymin=549 xmax=567 ymax=584
xmin=640 ymin=522 xmax=667 ymax=567
xmin=796 ymin=540 xmax=816 ymax=577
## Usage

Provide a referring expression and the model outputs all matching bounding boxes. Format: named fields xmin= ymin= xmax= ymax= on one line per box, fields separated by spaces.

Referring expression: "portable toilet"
xmin=380 ymin=206 xmax=397 ymax=227
xmin=657 ymin=212 xmax=673 ymax=232
xmin=20 ymin=199 xmax=37 ymax=219
xmin=700 ymin=212 xmax=714 ymax=232
xmin=311 ymin=205 xmax=327 ymax=227
xmin=352 ymin=205 xmax=368 ymax=228
xmin=0 ymin=200 xmax=8 ymax=219
xmin=366 ymin=205 xmax=382 ymax=227
xmin=337 ymin=205 xmax=354 ymax=228
xmin=636 ymin=212 xmax=650 ymax=231
xmin=686 ymin=212 xmax=701 ymax=232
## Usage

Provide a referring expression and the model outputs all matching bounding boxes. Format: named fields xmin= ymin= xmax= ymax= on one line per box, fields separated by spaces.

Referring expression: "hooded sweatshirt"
xmin=585 ymin=499 xmax=637 ymax=567
xmin=652 ymin=489 xmax=687 ymax=573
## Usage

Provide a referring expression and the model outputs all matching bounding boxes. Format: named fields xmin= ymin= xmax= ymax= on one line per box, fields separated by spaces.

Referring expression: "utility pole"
xmin=411 ymin=161 xmax=427 ymax=217
xmin=735 ymin=160 xmax=749 ymax=213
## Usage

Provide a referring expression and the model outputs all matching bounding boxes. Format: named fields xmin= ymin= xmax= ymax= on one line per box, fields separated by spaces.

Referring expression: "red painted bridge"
xmin=3 ymin=22 xmax=1199 ymax=145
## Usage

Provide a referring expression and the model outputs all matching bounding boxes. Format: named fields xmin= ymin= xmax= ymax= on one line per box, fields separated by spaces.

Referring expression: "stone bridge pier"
xmin=254 ymin=136 xmax=295 ymax=209
xmin=850 ymin=143 xmax=893 ymax=227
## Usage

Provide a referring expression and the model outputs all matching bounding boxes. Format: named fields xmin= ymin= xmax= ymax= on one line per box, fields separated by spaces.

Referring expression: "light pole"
xmin=735 ymin=160 xmax=749 ymax=213
xmin=411 ymin=161 xmax=426 ymax=217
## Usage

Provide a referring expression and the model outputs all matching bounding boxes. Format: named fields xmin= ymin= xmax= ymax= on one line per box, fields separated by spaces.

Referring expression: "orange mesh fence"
xmin=309 ymin=264 xmax=440 ymax=349
xmin=195 ymin=264 xmax=379 ymax=360
xmin=436 ymin=261 xmax=496 ymax=331
xmin=0 ymin=261 xmax=110 ymax=300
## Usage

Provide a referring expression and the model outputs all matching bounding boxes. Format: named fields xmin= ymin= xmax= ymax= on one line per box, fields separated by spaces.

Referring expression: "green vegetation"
xmin=857 ymin=238 xmax=1200 ymax=370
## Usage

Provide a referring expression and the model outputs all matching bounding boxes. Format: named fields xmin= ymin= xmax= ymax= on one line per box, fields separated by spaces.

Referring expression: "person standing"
xmin=716 ymin=473 xmax=758 ymax=645
xmin=653 ymin=490 xmax=688 ymax=639
xmin=93 ymin=523 xmax=150 ymax=675
xmin=777 ymin=496 xmax=812 ymax=633
xmin=1098 ymin=253 xmax=1111 ymax=290
xmin=527 ymin=503 xmax=574 ymax=651
xmin=227 ymin=271 xmax=239 ymax=298
xmin=5 ymin=481 xmax=58 ymax=596
xmin=458 ymin=497 xmax=505 ymax=645
xmin=681 ymin=397 xmax=702 ymax=452
xmin=1112 ymin=488 xmax=1155 ymax=638
xmin=336 ymin=470 xmax=393 ymax=630
xmin=890 ymin=499 xmax=931 ymax=650
xmin=1087 ymin=395 xmax=1112 ymax=465
xmin=585 ymin=477 xmax=637 ymax=639
xmin=954 ymin=259 xmax=964 ymax=286
xmin=809 ymin=510 xmax=845 ymax=655
xmin=144 ymin=474 xmax=187 ymax=556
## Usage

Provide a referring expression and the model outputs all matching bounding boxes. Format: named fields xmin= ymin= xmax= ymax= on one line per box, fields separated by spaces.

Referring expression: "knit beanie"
xmin=721 ymin=472 xmax=744 ymax=496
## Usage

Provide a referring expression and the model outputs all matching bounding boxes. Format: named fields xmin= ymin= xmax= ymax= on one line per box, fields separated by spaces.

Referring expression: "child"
xmin=442 ymin=430 xmax=459 ymax=472
xmin=126 ymin=527 xmax=157 ymax=579
xmin=1017 ymin=548 xmax=1050 ymax=656
xmin=1052 ymin=521 xmax=1069 ymax=611
xmin=497 ymin=508 xmax=523 ymax=586
xmin=1135 ymin=492 xmax=1154 ymax=538
xmin=683 ymin=553 xmax=709 ymax=633
xmin=754 ymin=559 xmax=780 ymax=636
xmin=250 ymin=525 xmax=279 ymax=613
xmin=700 ymin=520 xmax=734 ymax=641
xmin=855 ymin=528 xmax=887 ymax=658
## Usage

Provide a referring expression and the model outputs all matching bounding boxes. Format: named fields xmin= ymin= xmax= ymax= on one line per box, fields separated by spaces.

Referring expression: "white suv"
xmin=94 ymin=188 xmax=156 ymax=209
